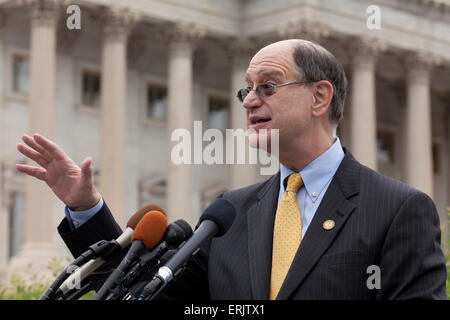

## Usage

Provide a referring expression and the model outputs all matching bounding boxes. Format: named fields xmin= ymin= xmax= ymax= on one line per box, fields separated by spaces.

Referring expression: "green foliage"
xmin=0 ymin=257 xmax=95 ymax=300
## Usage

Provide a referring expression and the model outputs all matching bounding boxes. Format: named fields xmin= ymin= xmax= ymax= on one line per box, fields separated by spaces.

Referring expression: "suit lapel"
xmin=276 ymin=148 xmax=361 ymax=300
xmin=247 ymin=173 xmax=280 ymax=299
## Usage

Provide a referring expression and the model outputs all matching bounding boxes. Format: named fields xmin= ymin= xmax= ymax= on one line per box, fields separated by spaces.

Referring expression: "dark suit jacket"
xmin=58 ymin=147 xmax=447 ymax=299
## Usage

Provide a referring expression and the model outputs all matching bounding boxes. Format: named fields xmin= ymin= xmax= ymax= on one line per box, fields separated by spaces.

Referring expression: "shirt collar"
xmin=280 ymin=137 xmax=345 ymax=203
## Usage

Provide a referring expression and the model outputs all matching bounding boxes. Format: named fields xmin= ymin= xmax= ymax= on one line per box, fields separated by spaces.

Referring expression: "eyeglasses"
xmin=236 ymin=80 xmax=317 ymax=103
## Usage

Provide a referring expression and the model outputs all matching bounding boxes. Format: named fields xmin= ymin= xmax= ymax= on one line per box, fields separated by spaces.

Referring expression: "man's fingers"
xmin=15 ymin=164 xmax=47 ymax=181
xmin=80 ymin=157 xmax=93 ymax=179
xmin=17 ymin=143 xmax=49 ymax=168
xmin=33 ymin=134 xmax=67 ymax=161
xmin=22 ymin=134 xmax=52 ymax=162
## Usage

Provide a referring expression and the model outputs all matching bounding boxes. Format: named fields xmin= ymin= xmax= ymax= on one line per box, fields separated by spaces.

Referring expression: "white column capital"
xmin=99 ymin=6 xmax=139 ymax=43
xmin=169 ymin=40 xmax=195 ymax=60
xmin=223 ymin=37 xmax=258 ymax=69
xmin=23 ymin=0 xmax=60 ymax=28
xmin=159 ymin=22 xmax=206 ymax=54
xmin=404 ymin=51 xmax=441 ymax=83
xmin=351 ymin=36 xmax=386 ymax=71
xmin=278 ymin=19 xmax=329 ymax=44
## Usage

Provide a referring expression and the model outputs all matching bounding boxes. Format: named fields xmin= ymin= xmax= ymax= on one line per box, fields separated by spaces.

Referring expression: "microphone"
xmin=138 ymin=198 xmax=236 ymax=300
xmin=40 ymin=239 xmax=113 ymax=300
xmin=93 ymin=210 xmax=168 ymax=300
xmin=51 ymin=204 xmax=165 ymax=299
xmin=115 ymin=219 xmax=193 ymax=300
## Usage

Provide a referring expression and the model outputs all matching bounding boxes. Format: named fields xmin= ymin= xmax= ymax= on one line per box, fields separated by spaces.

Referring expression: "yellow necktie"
xmin=270 ymin=173 xmax=303 ymax=300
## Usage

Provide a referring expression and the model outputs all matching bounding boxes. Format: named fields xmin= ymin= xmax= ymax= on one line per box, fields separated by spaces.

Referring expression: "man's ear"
xmin=311 ymin=80 xmax=333 ymax=118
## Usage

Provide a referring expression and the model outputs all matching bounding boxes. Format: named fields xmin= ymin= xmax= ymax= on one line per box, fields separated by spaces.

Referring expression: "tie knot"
xmin=286 ymin=173 xmax=303 ymax=193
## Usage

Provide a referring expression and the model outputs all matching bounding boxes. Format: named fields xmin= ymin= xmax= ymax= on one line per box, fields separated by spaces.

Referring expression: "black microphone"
xmin=46 ymin=203 xmax=167 ymax=300
xmin=117 ymin=220 xmax=193 ymax=295
xmin=138 ymin=198 xmax=236 ymax=300
xmin=40 ymin=239 xmax=119 ymax=300
xmin=114 ymin=220 xmax=193 ymax=300
xmin=93 ymin=210 xmax=168 ymax=300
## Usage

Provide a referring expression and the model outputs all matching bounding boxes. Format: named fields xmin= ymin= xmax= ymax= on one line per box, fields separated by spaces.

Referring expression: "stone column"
xmin=98 ymin=8 xmax=137 ymax=227
xmin=349 ymin=38 xmax=385 ymax=171
xmin=8 ymin=0 xmax=59 ymax=276
xmin=165 ymin=23 xmax=204 ymax=226
xmin=404 ymin=52 xmax=438 ymax=198
xmin=227 ymin=39 xmax=257 ymax=189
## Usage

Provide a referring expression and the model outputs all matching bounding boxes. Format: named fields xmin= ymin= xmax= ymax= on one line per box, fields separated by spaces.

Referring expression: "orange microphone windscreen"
xmin=126 ymin=204 xmax=166 ymax=229
xmin=131 ymin=210 xmax=168 ymax=249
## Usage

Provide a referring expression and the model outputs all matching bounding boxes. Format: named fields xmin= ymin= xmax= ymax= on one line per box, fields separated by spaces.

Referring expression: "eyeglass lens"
xmin=237 ymin=84 xmax=275 ymax=102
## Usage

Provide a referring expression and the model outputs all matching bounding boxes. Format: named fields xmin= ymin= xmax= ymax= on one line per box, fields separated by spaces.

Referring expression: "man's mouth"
xmin=249 ymin=116 xmax=272 ymax=129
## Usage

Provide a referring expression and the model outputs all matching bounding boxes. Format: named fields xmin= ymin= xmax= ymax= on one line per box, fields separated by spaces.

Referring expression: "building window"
xmin=12 ymin=55 xmax=30 ymax=94
xmin=82 ymin=69 xmax=101 ymax=108
xmin=8 ymin=193 xmax=26 ymax=259
xmin=377 ymin=130 xmax=395 ymax=164
xmin=208 ymin=96 xmax=229 ymax=130
xmin=432 ymin=143 xmax=440 ymax=174
xmin=147 ymin=83 xmax=167 ymax=120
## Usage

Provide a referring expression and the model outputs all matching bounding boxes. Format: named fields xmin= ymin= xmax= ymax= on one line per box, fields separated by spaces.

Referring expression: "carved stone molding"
xmin=97 ymin=5 xmax=140 ymax=43
xmin=226 ymin=37 xmax=258 ymax=58
xmin=350 ymin=36 xmax=387 ymax=70
xmin=22 ymin=0 xmax=60 ymax=28
xmin=219 ymin=36 xmax=259 ymax=69
xmin=164 ymin=22 xmax=206 ymax=43
xmin=404 ymin=51 xmax=441 ymax=81
xmin=229 ymin=37 xmax=259 ymax=66
xmin=156 ymin=21 xmax=206 ymax=56
xmin=277 ymin=19 xmax=329 ymax=44
xmin=377 ymin=0 xmax=450 ymax=21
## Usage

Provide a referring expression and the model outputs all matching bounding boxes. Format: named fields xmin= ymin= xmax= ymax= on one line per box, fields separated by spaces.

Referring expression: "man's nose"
xmin=242 ymin=89 xmax=263 ymax=110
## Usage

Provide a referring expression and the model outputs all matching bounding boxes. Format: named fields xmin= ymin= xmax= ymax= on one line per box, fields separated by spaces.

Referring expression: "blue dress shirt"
xmin=64 ymin=194 xmax=103 ymax=230
xmin=278 ymin=137 xmax=345 ymax=238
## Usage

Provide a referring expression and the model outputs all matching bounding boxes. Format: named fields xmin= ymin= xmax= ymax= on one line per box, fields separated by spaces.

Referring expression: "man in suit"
xmin=16 ymin=39 xmax=447 ymax=299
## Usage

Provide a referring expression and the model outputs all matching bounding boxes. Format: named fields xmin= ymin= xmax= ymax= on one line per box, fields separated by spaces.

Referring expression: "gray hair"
xmin=292 ymin=40 xmax=348 ymax=126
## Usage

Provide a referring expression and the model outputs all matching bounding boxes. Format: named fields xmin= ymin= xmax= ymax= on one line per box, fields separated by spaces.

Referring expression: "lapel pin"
xmin=323 ymin=219 xmax=335 ymax=231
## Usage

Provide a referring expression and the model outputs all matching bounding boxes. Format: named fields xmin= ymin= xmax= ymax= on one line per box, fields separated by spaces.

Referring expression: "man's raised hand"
xmin=16 ymin=134 xmax=100 ymax=211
